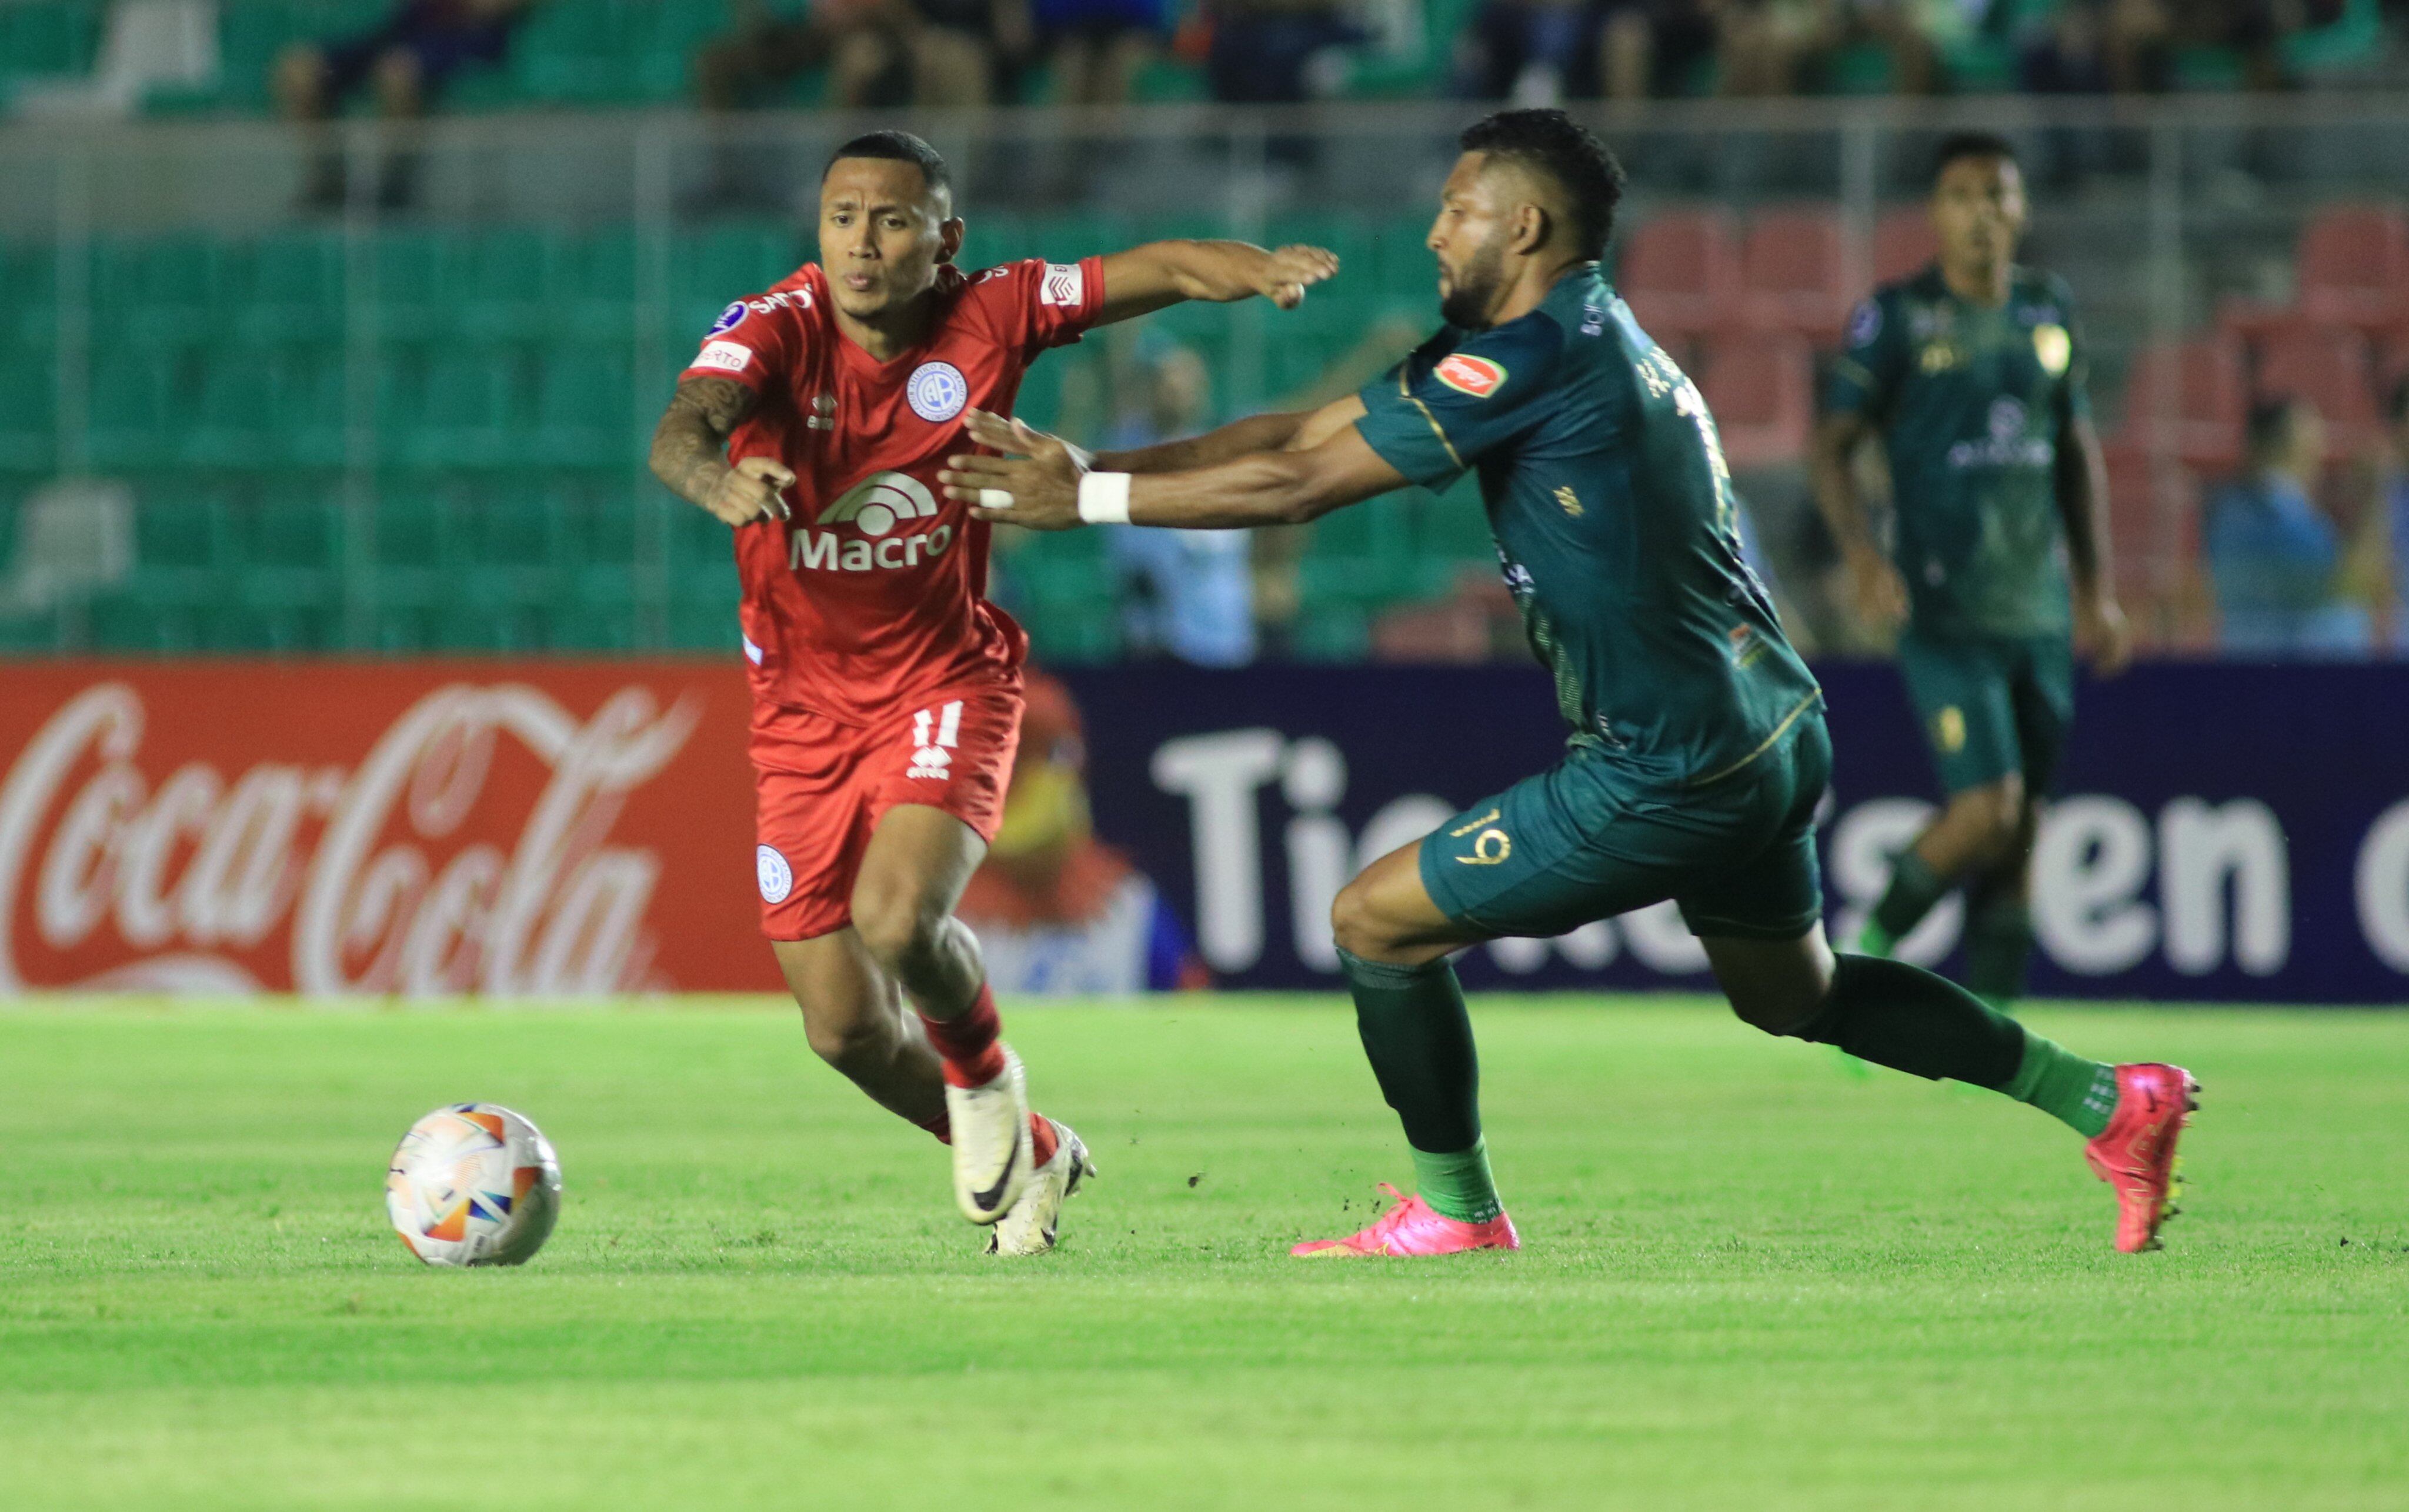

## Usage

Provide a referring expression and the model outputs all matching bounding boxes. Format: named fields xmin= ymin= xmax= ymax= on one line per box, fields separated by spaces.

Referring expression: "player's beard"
xmin=1438 ymin=230 xmax=1510 ymax=329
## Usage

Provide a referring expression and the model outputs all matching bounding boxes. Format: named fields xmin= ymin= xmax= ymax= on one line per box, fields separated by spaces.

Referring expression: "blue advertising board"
xmin=1060 ymin=662 xmax=2409 ymax=1004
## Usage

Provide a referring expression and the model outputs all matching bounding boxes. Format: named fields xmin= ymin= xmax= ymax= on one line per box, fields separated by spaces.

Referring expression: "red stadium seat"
xmin=2255 ymin=323 xmax=2380 ymax=453
xmin=1699 ymin=333 xmax=1813 ymax=472
xmin=1871 ymin=208 xmax=1938 ymax=287
xmin=1618 ymin=209 xmax=1740 ymax=342
xmin=2114 ymin=338 xmax=2247 ymax=470
xmin=2294 ymin=205 xmax=2409 ymax=331
xmin=1740 ymin=207 xmax=1851 ymax=344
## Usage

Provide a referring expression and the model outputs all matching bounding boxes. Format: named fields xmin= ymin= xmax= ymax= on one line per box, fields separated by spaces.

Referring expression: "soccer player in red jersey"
xmin=647 ymin=130 xmax=1336 ymax=1254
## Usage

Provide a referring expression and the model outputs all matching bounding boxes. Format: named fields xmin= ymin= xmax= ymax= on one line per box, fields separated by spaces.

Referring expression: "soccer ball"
xmin=385 ymin=1103 xmax=562 ymax=1267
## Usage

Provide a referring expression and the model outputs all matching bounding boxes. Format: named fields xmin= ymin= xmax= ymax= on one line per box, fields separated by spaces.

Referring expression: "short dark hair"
xmin=823 ymin=130 xmax=952 ymax=202
xmin=1932 ymin=131 xmax=2018 ymax=183
xmin=2246 ymin=393 xmax=2301 ymax=455
xmin=1459 ymin=109 xmax=1626 ymax=262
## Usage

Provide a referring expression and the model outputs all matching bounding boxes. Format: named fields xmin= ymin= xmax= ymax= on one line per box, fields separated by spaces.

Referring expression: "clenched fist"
xmin=702 ymin=455 xmax=793 ymax=526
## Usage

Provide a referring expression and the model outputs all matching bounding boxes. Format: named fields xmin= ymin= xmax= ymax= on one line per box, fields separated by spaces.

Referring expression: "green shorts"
xmin=1896 ymin=628 xmax=2073 ymax=796
xmin=1420 ymin=710 xmax=1831 ymax=944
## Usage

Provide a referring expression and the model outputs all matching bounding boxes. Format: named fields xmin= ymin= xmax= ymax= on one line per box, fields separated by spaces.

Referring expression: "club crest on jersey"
xmin=2032 ymin=322 xmax=2072 ymax=377
xmin=907 ymin=361 xmax=969 ymax=423
xmin=1434 ymin=354 xmax=1507 ymax=398
xmin=756 ymin=845 xmax=793 ymax=904
xmin=708 ymin=301 xmax=749 ymax=336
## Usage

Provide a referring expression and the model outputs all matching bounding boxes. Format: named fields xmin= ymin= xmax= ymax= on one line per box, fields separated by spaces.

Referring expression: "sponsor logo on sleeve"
xmin=1847 ymin=299 xmax=1881 ymax=348
xmin=1433 ymin=353 xmax=1507 ymax=398
xmin=707 ymin=301 xmax=749 ymax=336
xmin=906 ymin=361 xmax=969 ymax=423
xmin=756 ymin=845 xmax=793 ymax=904
xmin=692 ymin=340 xmax=753 ymax=375
xmin=2033 ymin=322 xmax=2072 ymax=377
xmin=1039 ymin=262 xmax=1085 ymax=308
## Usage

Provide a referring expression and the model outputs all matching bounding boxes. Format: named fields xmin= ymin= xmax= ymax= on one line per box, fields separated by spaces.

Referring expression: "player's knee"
xmin=800 ymin=1003 xmax=892 ymax=1069
xmin=1953 ymin=779 xmax=2026 ymax=859
xmin=849 ymin=887 xmax=943 ymax=976
xmin=1327 ymin=879 xmax=1380 ymax=961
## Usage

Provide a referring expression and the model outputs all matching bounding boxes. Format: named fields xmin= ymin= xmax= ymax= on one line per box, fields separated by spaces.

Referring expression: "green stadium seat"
xmin=2 ymin=243 xmax=57 ymax=345
xmin=455 ymin=228 xmax=553 ymax=339
xmin=232 ymin=489 xmax=343 ymax=571
xmin=0 ymin=1 xmax=101 ymax=80
xmin=87 ymin=352 xmax=180 ymax=469
xmin=0 ymin=355 xmax=56 ymax=472
xmin=559 ymin=228 xmax=638 ymax=341
xmin=672 ymin=223 xmax=803 ymax=315
xmin=226 ymin=232 xmax=346 ymax=344
xmin=133 ymin=489 xmax=233 ymax=569
xmin=372 ymin=485 xmax=451 ymax=570
xmin=382 ymin=343 xmax=525 ymax=468
xmin=535 ymin=345 xmax=635 ymax=465
xmin=92 ymin=236 xmax=225 ymax=344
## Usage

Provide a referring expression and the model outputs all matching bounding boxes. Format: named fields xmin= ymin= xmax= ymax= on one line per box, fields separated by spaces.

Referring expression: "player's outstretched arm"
xmin=1096 ymin=396 xmax=1370 ymax=476
xmin=1809 ymin=410 xmax=1909 ymax=634
xmin=940 ymin=407 xmax=1403 ymax=530
xmin=649 ymin=376 xmax=792 ymax=526
xmin=2056 ymin=413 xmax=2132 ymax=675
xmin=1093 ymin=241 xmax=1339 ymax=324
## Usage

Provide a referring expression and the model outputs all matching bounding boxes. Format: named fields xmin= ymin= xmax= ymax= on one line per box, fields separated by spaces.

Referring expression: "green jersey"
xmin=1826 ymin=264 xmax=2092 ymax=638
xmin=1354 ymin=264 xmax=1822 ymax=791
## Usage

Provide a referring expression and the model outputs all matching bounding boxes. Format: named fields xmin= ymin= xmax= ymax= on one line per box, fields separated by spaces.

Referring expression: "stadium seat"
xmin=1700 ymin=334 xmax=1814 ymax=472
xmin=91 ymin=236 xmax=223 ymax=345
xmin=535 ymin=346 xmax=635 ymax=466
xmin=0 ymin=353 xmax=56 ymax=473
xmin=132 ymin=487 xmax=233 ymax=570
xmin=2113 ymin=338 xmax=2246 ymax=470
xmin=2254 ymin=324 xmax=2380 ymax=453
xmin=454 ymin=229 xmax=555 ymax=341
xmin=1616 ymin=210 xmax=1741 ymax=343
xmin=87 ymin=351 xmax=181 ymax=470
xmin=224 ymin=232 xmax=346 ymax=345
xmin=1871 ymin=208 xmax=1937 ymax=287
xmin=1739 ymin=208 xmax=1851 ymax=343
xmin=1 ymin=242 xmax=58 ymax=345
xmin=2293 ymin=205 xmax=2409 ymax=331
xmin=2100 ymin=445 xmax=2193 ymax=609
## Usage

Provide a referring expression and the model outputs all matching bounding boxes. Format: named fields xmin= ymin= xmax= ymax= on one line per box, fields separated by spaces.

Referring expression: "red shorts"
xmin=750 ymin=684 xmax=1022 ymax=941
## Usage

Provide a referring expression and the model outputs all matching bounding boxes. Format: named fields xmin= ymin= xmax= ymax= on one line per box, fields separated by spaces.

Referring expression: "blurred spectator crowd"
xmin=2 ymin=0 xmax=2402 ymax=132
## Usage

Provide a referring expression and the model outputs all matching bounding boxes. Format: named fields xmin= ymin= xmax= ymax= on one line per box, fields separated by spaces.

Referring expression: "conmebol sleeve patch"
xmin=1433 ymin=354 xmax=1507 ymax=398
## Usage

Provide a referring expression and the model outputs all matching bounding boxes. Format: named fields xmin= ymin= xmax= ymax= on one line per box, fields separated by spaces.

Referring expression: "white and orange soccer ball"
xmin=385 ymin=1103 xmax=562 ymax=1267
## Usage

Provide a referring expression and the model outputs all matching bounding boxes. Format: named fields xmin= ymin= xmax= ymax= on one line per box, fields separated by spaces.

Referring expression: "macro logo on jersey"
xmin=791 ymin=472 xmax=954 ymax=573
xmin=1434 ymin=354 xmax=1507 ymax=398
xmin=907 ymin=361 xmax=969 ymax=423
xmin=1040 ymin=262 xmax=1085 ymax=308
xmin=756 ymin=845 xmax=793 ymax=903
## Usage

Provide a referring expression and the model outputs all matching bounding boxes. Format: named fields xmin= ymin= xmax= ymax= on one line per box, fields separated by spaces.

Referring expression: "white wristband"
xmin=1076 ymin=470 xmax=1133 ymax=525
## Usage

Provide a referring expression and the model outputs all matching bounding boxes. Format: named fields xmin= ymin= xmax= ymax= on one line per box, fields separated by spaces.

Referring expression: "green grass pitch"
xmin=5 ymin=997 xmax=2405 ymax=1510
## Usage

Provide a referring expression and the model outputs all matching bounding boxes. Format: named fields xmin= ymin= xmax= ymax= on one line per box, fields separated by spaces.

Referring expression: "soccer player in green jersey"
xmin=1813 ymin=132 xmax=2132 ymax=1012
xmin=939 ymin=109 xmax=2191 ymax=1257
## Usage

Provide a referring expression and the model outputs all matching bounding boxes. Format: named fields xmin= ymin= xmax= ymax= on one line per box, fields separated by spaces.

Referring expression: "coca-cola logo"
xmin=0 ymin=682 xmax=701 ymax=996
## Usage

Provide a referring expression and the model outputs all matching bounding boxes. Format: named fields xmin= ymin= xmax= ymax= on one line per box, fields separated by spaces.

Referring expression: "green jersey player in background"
xmin=941 ymin=110 xmax=2190 ymax=1257
xmin=1813 ymin=132 xmax=2132 ymax=1011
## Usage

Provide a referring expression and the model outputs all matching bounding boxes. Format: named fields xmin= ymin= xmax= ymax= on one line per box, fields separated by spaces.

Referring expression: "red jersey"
xmin=678 ymin=256 xmax=1106 ymax=725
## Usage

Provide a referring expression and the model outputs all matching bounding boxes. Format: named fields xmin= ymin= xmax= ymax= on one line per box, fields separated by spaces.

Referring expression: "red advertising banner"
xmin=0 ymin=662 xmax=780 ymax=996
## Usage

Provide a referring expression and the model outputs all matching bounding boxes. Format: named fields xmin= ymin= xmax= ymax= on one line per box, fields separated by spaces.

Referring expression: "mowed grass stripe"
xmin=1 ymin=1001 xmax=2404 ymax=1510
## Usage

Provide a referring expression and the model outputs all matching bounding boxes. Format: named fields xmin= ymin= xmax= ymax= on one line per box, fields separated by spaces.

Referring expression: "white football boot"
xmin=986 ymin=1119 xmax=1096 ymax=1257
xmin=946 ymin=1045 xmax=1034 ymax=1224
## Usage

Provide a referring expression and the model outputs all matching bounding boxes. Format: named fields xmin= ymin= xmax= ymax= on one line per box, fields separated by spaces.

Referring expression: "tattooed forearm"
xmin=648 ymin=377 xmax=758 ymax=507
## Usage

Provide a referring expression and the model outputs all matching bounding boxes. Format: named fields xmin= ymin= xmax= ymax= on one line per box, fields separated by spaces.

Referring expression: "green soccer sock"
xmin=1337 ymin=948 xmax=1501 ymax=1218
xmin=1793 ymin=953 xmax=2117 ymax=1138
xmin=1410 ymin=1138 xmax=1504 ymax=1224
xmin=1964 ymin=896 xmax=2035 ymax=1012
xmin=1870 ymin=849 xmax=1948 ymax=944
xmin=2003 ymin=1034 xmax=2121 ymax=1139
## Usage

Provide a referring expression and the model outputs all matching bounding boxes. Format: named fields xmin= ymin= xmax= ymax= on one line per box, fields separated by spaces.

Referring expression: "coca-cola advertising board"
xmin=0 ymin=662 xmax=781 ymax=996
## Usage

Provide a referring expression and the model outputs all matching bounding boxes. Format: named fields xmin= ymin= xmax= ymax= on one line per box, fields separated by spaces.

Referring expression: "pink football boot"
xmin=2084 ymin=1063 xmax=2200 ymax=1253
xmin=1291 ymin=1183 xmax=1522 ymax=1258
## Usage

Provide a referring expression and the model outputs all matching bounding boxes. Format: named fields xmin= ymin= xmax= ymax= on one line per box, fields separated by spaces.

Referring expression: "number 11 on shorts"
xmin=909 ymin=700 xmax=963 ymax=780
